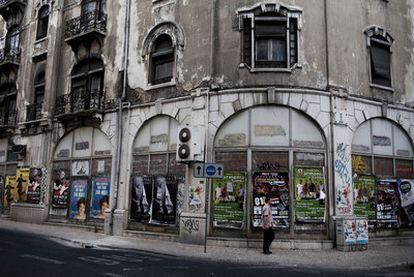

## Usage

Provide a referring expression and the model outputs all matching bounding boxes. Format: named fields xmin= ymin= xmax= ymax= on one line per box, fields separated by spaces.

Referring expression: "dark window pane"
xmin=252 ymin=151 xmax=289 ymax=172
xmin=271 ymin=38 xmax=285 ymax=61
xmin=243 ymin=18 xmax=252 ymax=66
xmin=215 ymin=152 xmax=247 ymax=172
xmin=396 ymin=159 xmax=413 ymax=179
xmin=352 ymin=155 xmax=372 ymax=175
xmin=370 ymin=41 xmax=391 ymax=87
xmin=256 ymin=39 xmax=269 ymax=60
xmin=374 ymin=157 xmax=393 ymax=177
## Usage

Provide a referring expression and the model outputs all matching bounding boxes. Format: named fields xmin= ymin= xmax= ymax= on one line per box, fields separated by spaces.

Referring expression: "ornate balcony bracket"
xmin=64 ymin=11 xmax=107 ymax=51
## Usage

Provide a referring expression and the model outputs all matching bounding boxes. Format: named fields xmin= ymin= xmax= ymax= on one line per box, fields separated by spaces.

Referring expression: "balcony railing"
xmin=64 ymin=10 xmax=107 ymax=40
xmin=0 ymin=110 xmax=17 ymax=127
xmin=26 ymin=102 xmax=43 ymax=122
xmin=55 ymin=89 xmax=105 ymax=117
xmin=0 ymin=0 xmax=26 ymax=10
xmin=0 ymin=48 xmax=20 ymax=66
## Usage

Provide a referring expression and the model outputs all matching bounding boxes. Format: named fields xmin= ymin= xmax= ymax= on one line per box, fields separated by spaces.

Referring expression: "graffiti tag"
xmin=335 ymin=143 xmax=352 ymax=215
xmin=182 ymin=218 xmax=200 ymax=234
xmin=257 ymin=161 xmax=286 ymax=171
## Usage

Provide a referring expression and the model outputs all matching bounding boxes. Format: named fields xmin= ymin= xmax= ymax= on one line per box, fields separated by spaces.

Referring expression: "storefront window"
xmin=51 ymin=127 xmax=112 ymax=222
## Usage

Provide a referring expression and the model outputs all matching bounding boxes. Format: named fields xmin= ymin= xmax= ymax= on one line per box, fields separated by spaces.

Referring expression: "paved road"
xmin=0 ymin=228 xmax=412 ymax=277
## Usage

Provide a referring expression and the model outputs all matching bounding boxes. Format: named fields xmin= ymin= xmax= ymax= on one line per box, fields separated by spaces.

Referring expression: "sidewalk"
xmin=1 ymin=218 xmax=413 ymax=271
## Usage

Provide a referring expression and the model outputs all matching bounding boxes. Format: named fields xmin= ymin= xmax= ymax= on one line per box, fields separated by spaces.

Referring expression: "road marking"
xmin=103 ymin=273 xmax=123 ymax=277
xmin=164 ymin=266 xmax=190 ymax=270
xmin=78 ymin=256 xmax=120 ymax=266
xmin=228 ymin=265 xmax=278 ymax=270
xmin=103 ymin=254 xmax=143 ymax=263
xmin=122 ymin=268 xmax=144 ymax=272
xmin=21 ymin=254 xmax=65 ymax=265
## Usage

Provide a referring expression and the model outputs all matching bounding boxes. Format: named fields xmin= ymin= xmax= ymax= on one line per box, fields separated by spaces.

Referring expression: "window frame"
xmin=238 ymin=3 xmax=302 ymax=72
xmin=365 ymin=26 xmax=394 ymax=91
xmin=149 ymin=35 xmax=175 ymax=86
xmin=36 ymin=5 xmax=49 ymax=41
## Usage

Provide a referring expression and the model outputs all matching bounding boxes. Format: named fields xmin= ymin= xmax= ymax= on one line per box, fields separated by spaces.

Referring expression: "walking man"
xmin=262 ymin=197 xmax=274 ymax=254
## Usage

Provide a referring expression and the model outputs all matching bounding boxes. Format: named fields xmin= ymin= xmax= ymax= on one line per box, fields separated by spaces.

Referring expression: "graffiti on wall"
xmin=181 ymin=218 xmax=200 ymax=234
xmin=335 ymin=143 xmax=353 ymax=215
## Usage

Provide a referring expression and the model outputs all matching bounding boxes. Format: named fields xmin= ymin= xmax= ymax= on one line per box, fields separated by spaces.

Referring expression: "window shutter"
xmin=243 ymin=18 xmax=252 ymax=67
xmin=289 ymin=18 xmax=298 ymax=67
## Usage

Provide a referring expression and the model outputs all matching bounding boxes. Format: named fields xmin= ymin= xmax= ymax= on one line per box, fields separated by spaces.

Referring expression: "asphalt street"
xmin=0 ymin=228 xmax=413 ymax=277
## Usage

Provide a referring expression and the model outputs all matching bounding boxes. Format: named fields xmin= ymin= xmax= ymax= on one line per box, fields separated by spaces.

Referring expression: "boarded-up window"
xmin=396 ymin=159 xmax=413 ymax=179
xmin=215 ymin=152 xmax=247 ymax=172
xmin=294 ymin=152 xmax=324 ymax=167
xmin=374 ymin=157 xmax=393 ymax=177
xmin=252 ymin=151 xmax=289 ymax=172
xmin=352 ymin=155 xmax=372 ymax=175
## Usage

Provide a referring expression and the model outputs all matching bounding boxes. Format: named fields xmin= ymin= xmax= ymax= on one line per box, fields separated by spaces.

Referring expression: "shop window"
xmin=294 ymin=152 xmax=325 ymax=167
xmin=351 ymin=155 xmax=372 ymax=175
xmin=252 ymin=151 xmax=289 ymax=172
xmin=396 ymin=159 xmax=413 ymax=179
xmin=365 ymin=26 xmax=393 ymax=88
xmin=36 ymin=5 xmax=49 ymax=40
xmin=238 ymin=3 xmax=301 ymax=69
xmin=150 ymin=35 xmax=174 ymax=85
xmin=215 ymin=152 xmax=247 ymax=172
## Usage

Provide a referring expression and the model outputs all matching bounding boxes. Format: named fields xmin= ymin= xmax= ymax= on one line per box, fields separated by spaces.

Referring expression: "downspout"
xmin=111 ymin=0 xmax=131 ymax=235
xmin=325 ymin=0 xmax=335 ymax=241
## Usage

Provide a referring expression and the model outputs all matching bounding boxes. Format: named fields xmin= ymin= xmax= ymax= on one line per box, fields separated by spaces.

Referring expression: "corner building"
xmin=1 ymin=0 xmax=414 ymax=248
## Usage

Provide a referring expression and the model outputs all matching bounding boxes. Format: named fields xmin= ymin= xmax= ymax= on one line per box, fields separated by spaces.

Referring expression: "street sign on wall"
xmin=194 ymin=163 xmax=223 ymax=179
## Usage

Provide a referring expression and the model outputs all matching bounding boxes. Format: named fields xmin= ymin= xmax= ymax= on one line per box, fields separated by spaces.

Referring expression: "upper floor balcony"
xmin=0 ymin=109 xmax=17 ymax=132
xmin=0 ymin=0 xmax=26 ymax=21
xmin=0 ymin=48 xmax=20 ymax=69
xmin=64 ymin=10 xmax=107 ymax=47
xmin=55 ymin=88 xmax=105 ymax=122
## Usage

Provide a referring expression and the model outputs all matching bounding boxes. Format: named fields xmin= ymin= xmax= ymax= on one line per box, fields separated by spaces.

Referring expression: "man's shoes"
xmin=263 ymin=250 xmax=272 ymax=254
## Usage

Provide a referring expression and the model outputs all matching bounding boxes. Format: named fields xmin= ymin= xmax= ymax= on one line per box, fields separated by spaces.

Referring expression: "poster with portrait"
xmin=376 ymin=179 xmax=400 ymax=228
xmin=90 ymin=177 xmax=110 ymax=219
xmin=213 ymin=172 xmax=246 ymax=229
xmin=353 ymin=175 xmax=376 ymax=221
xmin=397 ymin=179 xmax=414 ymax=224
xmin=253 ymin=172 xmax=289 ymax=229
xmin=294 ymin=167 xmax=325 ymax=222
xmin=152 ymin=176 xmax=177 ymax=224
xmin=27 ymin=168 xmax=42 ymax=204
xmin=52 ymin=169 xmax=70 ymax=209
xmin=71 ymin=160 xmax=90 ymax=176
xmin=69 ymin=179 xmax=88 ymax=220
xmin=3 ymin=176 xmax=16 ymax=208
xmin=15 ymin=168 xmax=29 ymax=202
xmin=188 ymin=180 xmax=205 ymax=214
xmin=130 ymin=176 xmax=153 ymax=222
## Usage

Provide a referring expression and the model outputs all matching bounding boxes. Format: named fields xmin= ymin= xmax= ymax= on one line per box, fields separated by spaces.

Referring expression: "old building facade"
xmin=1 ymin=0 xmax=414 ymax=248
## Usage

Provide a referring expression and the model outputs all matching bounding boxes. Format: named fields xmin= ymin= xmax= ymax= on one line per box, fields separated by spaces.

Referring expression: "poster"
xmin=27 ymin=168 xmax=42 ymax=204
xmin=130 ymin=176 xmax=153 ymax=222
xmin=152 ymin=176 xmax=177 ymax=224
xmin=353 ymin=175 xmax=376 ymax=221
xmin=3 ymin=176 xmax=16 ymax=207
xmin=213 ymin=172 xmax=246 ymax=229
xmin=294 ymin=167 xmax=325 ymax=221
xmin=397 ymin=179 xmax=414 ymax=224
xmin=176 ymin=177 xmax=185 ymax=221
xmin=253 ymin=172 xmax=289 ymax=229
xmin=71 ymin=160 xmax=90 ymax=176
xmin=376 ymin=179 xmax=400 ymax=228
xmin=90 ymin=177 xmax=110 ymax=219
xmin=69 ymin=179 xmax=88 ymax=220
xmin=15 ymin=168 xmax=30 ymax=202
xmin=343 ymin=219 xmax=357 ymax=245
xmin=188 ymin=180 xmax=205 ymax=213
xmin=356 ymin=218 xmax=369 ymax=245
xmin=52 ymin=169 xmax=70 ymax=209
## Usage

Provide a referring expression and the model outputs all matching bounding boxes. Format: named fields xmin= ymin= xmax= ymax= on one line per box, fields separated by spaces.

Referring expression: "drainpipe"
xmin=111 ymin=0 xmax=131 ymax=235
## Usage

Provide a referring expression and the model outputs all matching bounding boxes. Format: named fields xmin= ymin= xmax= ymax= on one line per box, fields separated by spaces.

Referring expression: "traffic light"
xmin=176 ymin=125 xmax=204 ymax=163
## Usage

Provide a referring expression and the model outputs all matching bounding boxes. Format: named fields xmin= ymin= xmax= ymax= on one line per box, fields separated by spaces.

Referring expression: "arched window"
xmin=150 ymin=35 xmax=174 ymax=85
xmin=0 ymin=84 xmax=17 ymax=125
xmin=36 ymin=5 xmax=49 ymax=40
xmin=365 ymin=26 xmax=393 ymax=88
xmin=82 ymin=0 xmax=102 ymax=18
xmin=5 ymin=26 xmax=20 ymax=55
xmin=71 ymin=58 xmax=104 ymax=110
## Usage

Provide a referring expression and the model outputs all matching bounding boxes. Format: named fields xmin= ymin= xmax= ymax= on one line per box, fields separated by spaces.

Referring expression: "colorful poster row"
xmin=51 ymin=167 xmax=110 ymax=221
xmin=2 ymin=168 xmax=44 ymax=208
xmin=130 ymin=175 xmax=180 ymax=225
xmin=294 ymin=167 xmax=326 ymax=222
xmin=252 ymin=172 xmax=289 ymax=229
xmin=212 ymin=173 xmax=246 ymax=229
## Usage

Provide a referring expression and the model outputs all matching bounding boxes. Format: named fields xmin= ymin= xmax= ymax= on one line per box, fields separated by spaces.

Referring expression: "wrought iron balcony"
xmin=0 ymin=0 xmax=26 ymax=20
xmin=26 ymin=102 xmax=43 ymax=122
xmin=55 ymin=88 xmax=105 ymax=119
xmin=0 ymin=110 xmax=17 ymax=127
xmin=64 ymin=10 xmax=107 ymax=43
xmin=0 ymin=48 xmax=20 ymax=67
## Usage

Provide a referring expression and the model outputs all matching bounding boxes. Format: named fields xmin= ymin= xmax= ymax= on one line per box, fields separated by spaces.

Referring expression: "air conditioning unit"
xmin=176 ymin=125 xmax=205 ymax=163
